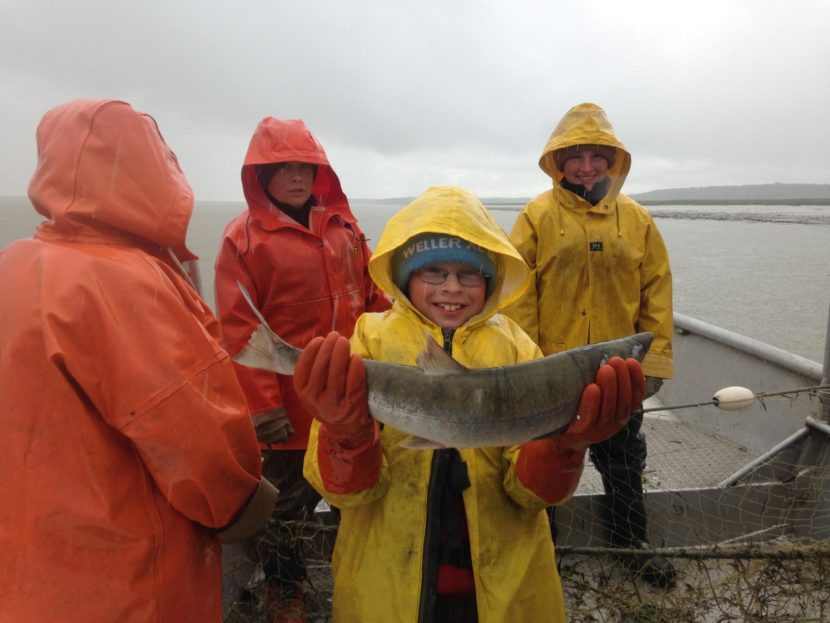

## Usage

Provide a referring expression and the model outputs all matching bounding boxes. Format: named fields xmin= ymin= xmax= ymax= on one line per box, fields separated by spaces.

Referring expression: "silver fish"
xmin=233 ymin=283 xmax=652 ymax=448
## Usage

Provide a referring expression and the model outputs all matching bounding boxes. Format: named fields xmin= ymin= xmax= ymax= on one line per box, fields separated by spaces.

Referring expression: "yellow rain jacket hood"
xmin=539 ymin=101 xmax=632 ymax=203
xmin=508 ymin=103 xmax=674 ymax=378
xmin=304 ymin=187 xmax=566 ymax=623
xmin=370 ymin=185 xmax=531 ymax=322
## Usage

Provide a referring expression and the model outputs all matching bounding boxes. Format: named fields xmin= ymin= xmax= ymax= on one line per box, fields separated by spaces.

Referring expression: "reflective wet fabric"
xmin=508 ymin=102 xmax=674 ymax=378
xmin=304 ymin=187 xmax=567 ymax=623
xmin=0 ymin=100 xmax=265 ymax=622
xmin=215 ymin=117 xmax=390 ymax=450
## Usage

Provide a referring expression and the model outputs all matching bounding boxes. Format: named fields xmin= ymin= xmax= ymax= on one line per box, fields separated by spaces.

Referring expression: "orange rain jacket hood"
xmin=215 ymin=117 xmax=390 ymax=450
xmin=0 ymin=100 xmax=273 ymax=622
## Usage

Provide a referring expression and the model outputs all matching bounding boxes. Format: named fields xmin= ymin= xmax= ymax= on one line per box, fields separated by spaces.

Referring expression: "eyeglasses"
xmin=414 ymin=267 xmax=489 ymax=287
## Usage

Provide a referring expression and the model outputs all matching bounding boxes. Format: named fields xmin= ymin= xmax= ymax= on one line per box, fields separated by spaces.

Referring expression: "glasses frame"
xmin=414 ymin=266 xmax=489 ymax=287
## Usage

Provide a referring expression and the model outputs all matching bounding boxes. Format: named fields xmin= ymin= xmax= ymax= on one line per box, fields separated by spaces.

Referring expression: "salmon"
xmin=234 ymin=283 xmax=652 ymax=448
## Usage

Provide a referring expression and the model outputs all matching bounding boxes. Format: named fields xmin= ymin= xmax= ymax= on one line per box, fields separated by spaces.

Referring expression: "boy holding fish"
xmin=293 ymin=186 xmax=645 ymax=622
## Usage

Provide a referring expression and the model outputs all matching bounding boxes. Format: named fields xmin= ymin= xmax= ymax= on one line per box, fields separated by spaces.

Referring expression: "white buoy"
xmin=712 ymin=386 xmax=756 ymax=411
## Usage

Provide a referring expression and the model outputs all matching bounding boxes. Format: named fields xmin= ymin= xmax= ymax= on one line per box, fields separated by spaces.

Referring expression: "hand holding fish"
xmin=294 ymin=331 xmax=375 ymax=446
xmin=515 ymin=356 xmax=645 ymax=504
xmin=294 ymin=331 xmax=381 ymax=494
xmin=554 ymin=356 xmax=645 ymax=452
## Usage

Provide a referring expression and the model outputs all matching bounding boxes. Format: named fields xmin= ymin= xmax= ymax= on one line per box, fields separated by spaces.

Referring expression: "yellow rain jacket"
xmin=304 ymin=187 xmax=567 ymax=623
xmin=508 ymin=102 xmax=674 ymax=378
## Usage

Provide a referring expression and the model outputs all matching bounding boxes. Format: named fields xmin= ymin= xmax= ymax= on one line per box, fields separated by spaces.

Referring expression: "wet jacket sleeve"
xmin=214 ymin=232 xmax=284 ymax=415
xmin=513 ymin=443 xmax=586 ymax=505
xmin=504 ymin=208 xmax=540 ymax=344
xmin=60 ymin=257 xmax=269 ymax=532
xmin=637 ymin=213 xmax=674 ymax=378
xmin=359 ymin=236 xmax=393 ymax=314
xmin=304 ymin=418 xmax=389 ymax=508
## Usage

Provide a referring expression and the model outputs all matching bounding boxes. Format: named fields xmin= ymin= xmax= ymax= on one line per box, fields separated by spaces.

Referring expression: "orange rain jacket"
xmin=215 ymin=118 xmax=390 ymax=450
xmin=0 ymin=100 xmax=275 ymax=623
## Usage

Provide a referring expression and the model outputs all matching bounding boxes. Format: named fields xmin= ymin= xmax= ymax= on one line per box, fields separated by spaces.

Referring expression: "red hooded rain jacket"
xmin=0 ymin=100 xmax=272 ymax=622
xmin=214 ymin=118 xmax=390 ymax=450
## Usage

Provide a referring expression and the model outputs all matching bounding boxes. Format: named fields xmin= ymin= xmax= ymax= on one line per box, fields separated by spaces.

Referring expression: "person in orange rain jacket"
xmin=214 ymin=117 xmax=390 ymax=621
xmin=0 ymin=99 xmax=277 ymax=623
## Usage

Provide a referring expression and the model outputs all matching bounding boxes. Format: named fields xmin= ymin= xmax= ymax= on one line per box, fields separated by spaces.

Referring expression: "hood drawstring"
xmin=165 ymin=247 xmax=198 ymax=290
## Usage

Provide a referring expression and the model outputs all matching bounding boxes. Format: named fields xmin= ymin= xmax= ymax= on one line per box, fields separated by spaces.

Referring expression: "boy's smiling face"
xmin=406 ymin=261 xmax=487 ymax=330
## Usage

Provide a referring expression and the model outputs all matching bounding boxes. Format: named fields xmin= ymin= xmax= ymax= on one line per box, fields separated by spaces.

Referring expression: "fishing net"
xmin=551 ymin=383 xmax=830 ymax=622
xmin=222 ymin=388 xmax=830 ymax=622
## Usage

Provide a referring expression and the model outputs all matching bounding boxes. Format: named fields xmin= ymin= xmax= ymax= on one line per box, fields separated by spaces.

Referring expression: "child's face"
xmin=406 ymin=262 xmax=487 ymax=330
xmin=267 ymin=161 xmax=315 ymax=208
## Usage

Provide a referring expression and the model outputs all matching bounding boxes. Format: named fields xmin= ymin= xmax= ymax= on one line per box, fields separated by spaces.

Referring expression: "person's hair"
xmin=255 ymin=162 xmax=318 ymax=189
xmin=554 ymin=144 xmax=616 ymax=171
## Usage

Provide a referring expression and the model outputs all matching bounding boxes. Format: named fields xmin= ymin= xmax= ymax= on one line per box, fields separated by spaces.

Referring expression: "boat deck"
xmin=575 ymin=399 xmax=757 ymax=495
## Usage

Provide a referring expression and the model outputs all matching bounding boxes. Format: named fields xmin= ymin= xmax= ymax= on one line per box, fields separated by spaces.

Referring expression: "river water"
xmin=2 ymin=197 xmax=828 ymax=363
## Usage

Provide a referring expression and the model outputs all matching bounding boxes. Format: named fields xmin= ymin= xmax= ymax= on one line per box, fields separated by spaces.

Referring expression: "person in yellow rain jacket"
xmin=507 ymin=102 xmax=676 ymax=587
xmin=294 ymin=186 xmax=645 ymax=622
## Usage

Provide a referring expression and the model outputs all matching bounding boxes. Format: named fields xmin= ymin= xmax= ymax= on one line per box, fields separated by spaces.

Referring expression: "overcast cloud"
xmin=1 ymin=0 xmax=828 ymax=200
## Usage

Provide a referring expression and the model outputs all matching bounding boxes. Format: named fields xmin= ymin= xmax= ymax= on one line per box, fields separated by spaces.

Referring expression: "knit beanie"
xmin=554 ymin=144 xmax=616 ymax=171
xmin=392 ymin=232 xmax=498 ymax=296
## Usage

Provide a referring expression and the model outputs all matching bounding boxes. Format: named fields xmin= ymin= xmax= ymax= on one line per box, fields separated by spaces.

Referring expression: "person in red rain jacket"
xmin=214 ymin=117 xmax=390 ymax=622
xmin=0 ymin=99 xmax=277 ymax=623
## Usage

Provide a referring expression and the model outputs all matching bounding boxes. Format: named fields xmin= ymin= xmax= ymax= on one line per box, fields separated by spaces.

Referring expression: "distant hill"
xmin=632 ymin=183 xmax=830 ymax=205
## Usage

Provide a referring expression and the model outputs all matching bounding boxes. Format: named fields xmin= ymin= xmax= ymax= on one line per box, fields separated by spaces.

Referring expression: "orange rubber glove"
xmin=293 ymin=331 xmax=380 ymax=493
xmin=515 ymin=356 xmax=645 ymax=504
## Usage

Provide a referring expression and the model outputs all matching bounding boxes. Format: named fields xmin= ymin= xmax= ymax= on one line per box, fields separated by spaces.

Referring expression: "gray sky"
xmin=2 ymin=0 xmax=829 ymax=200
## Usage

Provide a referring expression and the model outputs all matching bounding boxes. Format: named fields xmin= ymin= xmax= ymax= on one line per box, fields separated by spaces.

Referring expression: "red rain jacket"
xmin=215 ymin=118 xmax=390 ymax=450
xmin=0 ymin=100 xmax=267 ymax=622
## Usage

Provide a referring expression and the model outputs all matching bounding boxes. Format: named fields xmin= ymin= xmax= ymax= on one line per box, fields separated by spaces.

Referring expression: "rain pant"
xmin=304 ymin=187 xmax=567 ymax=623
xmin=215 ymin=117 xmax=390 ymax=450
xmin=0 ymin=100 xmax=275 ymax=623
xmin=507 ymin=102 xmax=673 ymax=379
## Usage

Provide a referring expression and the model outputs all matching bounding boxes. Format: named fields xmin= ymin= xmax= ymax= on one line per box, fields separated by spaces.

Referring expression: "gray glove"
xmin=253 ymin=407 xmax=294 ymax=444
xmin=644 ymin=376 xmax=664 ymax=400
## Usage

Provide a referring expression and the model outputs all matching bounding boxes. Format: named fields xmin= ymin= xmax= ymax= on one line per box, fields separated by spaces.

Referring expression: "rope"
xmin=641 ymin=384 xmax=830 ymax=413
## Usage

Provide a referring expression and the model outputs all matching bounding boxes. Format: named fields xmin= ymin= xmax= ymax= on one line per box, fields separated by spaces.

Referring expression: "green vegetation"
xmin=631 ymin=183 xmax=830 ymax=205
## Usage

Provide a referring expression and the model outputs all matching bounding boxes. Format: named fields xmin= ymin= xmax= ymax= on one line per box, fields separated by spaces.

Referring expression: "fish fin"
xmin=416 ymin=332 xmax=467 ymax=375
xmin=237 ymin=281 xmax=271 ymax=327
xmin=231 ymin=282 xmax=301 ymax=374
xmin=233 ymin=340 xmax=283 ymax=373
xmin=399 ymin=436 xmax=450 ymax=450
